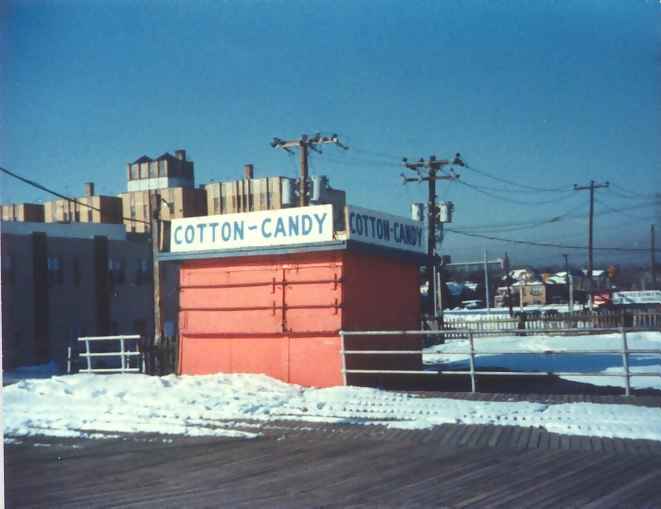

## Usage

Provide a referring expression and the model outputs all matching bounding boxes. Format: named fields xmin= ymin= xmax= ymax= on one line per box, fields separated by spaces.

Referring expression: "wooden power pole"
xmin=150 ymin=192 xmax=163 ymax=355
xmin=574 ymin=180 xmax=609 ymax=295
xmin=402 ymin=153 xmax=463 ymax=316
xmin=652 ymin=224 xmax=657 ymax=290
xmin=271 ymin=133 xmax=348 ymax=206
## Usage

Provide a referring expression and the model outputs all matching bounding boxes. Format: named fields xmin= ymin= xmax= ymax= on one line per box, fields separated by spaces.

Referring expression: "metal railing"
xmin=339 ymin=327 xmax=661 ymax=396
xmin=68 ymin=335 xmax=145 ymax=374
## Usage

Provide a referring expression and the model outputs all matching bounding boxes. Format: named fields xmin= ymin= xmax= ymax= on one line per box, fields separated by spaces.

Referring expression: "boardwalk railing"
xmin=339 ymin=327 xmax=661 ymax=396
xmin=69 ymin=335 xmax=145 ymax=374
xmin=440 ymin=311 xmax=661 ymax=339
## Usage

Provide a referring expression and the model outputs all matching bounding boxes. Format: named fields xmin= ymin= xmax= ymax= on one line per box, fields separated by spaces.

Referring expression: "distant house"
xmin=494 ymin=267 xmax=597 ymax=307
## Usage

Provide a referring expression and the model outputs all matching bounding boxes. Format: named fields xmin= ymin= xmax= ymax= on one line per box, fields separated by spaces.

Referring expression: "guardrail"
xmin=68 ymin=335 xmax=145 ymax=374
xmin=339 ymin=327 xmax=661 ymax=396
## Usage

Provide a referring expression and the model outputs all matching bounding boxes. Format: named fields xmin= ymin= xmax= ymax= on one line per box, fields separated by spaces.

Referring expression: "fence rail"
xmin=339 ymin=327 xmax=661 ymax=396
xmin=70 ymin=335 xmax=145 ymax=374
xmin=439 ymin=311 xmax=661 ymax=339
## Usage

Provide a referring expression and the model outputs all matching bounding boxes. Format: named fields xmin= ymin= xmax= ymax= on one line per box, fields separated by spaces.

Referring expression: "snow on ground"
xmin=4 ymin=370 xmax=661 ymax=443
xmin=424 ymin=331 xmax=661 ymax=390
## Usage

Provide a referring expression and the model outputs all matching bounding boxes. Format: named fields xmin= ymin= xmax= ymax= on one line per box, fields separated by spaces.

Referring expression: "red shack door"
xmin=178 ymin=253 xmax=344 ymax=387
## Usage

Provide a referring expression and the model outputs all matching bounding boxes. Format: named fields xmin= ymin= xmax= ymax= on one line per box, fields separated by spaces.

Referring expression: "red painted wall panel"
xmin=288 ymin=336 xmax=343 ymax=387
xmin=178 ymin=249 xmax=421 ymax=387
xmin=180 ymin=309 xmax=283 ymax=335
xmin=229 ymin=337 xmax=289 ymax=381
xmin=178 ymin=335 xmax=232 ymax=374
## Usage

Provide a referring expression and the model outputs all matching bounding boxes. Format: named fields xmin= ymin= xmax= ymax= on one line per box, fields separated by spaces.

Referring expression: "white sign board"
xmin=170 ymin=205 xmax=334 ymax=253
xmin=612 ymin=291 xmax=661 ymax=305
xmin=346 ymin=205 xmax=425 ymax=254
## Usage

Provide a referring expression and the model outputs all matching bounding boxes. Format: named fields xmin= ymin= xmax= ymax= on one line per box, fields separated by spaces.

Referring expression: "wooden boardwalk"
xmin=6 ymin=415 xmax=661 ymax=508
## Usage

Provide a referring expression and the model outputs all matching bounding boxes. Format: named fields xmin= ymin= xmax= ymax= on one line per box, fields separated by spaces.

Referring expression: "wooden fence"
xmin=440 ymin=310 xmax=661 ymax=339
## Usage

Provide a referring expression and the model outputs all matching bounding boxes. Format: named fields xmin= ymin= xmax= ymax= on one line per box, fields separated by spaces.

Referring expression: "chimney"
xmin=84 ymin=182 xmax=95 ymax=197
xmin=175 ymin=149 xmax=186 ymax=161
xmin=244 ymin=164 xmax=254 ymax=179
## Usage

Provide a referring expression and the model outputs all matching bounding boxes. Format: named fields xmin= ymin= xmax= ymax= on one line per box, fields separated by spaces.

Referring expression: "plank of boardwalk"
xmin=532 ymin=454 xmax=644 ymax=509
xmin=450 ymin=450 xmax=575 ymax=508
xmin=582 ymin=468 xmax=661 ymax=509
xmin=527 ymin=427 xmax=543 ymax=449
xmin=437 ymin=423 xmax=464 ymax=448
xmin=486 ymin=453 xmax=627 ymax=508
xmin=414 ymin=449 xmax=585 ymax=507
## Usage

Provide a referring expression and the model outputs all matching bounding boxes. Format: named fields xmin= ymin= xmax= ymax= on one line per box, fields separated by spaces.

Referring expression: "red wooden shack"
xmin=162 ymin=204 xmax=425 ymax=387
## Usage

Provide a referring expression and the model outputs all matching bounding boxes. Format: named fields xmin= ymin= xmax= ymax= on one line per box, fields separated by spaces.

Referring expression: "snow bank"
xmin=4 ymin=372 xmax=661 ymax=442
xmin=424 ymin=331 xmax=661 ymax=390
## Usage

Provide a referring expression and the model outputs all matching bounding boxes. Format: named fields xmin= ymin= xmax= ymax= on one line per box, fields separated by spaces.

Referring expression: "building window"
xmin=135 ymin=259 xmax=151 ymax=286
xmin=213 ymin=197 xmax=220 ymax=213
xmin=87 ymin=209 xmax=93 ymax=222
xmin=158 ymin=160 xmax=166 ymax=177
xmin=149 ymin=161 xmax=158 ymax=178
xmin=74 ymin=210 xmax=80 ymax=222
xmin=130 ymin=206 xmax=136 ymax=219
xmin=130 ymin=164 xmax=139 ymax=180
xmin=108 ymin=259 xmax=126 ymax=285
xmin=48 ymin=257 xmax=64 ymax=286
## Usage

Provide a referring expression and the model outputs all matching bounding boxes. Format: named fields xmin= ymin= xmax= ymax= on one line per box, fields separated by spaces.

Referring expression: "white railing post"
xmin=340 ymin=331 xmax=347 ymax=386
xmin=468 ymin=331 xmax=476 ymax=393
xmin=85 ymin=338 xmax=92 ymax=372
xmin=621 ymin=326 xmax=631 ymax=397
xmin=67 ymin=346 xmax=72 ymax=374
xmin=120 ymin=336 xmax=126 ymax=373
xmin=139 ymin=337 xmax=145 ymax=373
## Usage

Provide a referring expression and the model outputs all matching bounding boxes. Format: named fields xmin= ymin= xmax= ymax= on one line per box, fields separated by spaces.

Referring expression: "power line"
xmin=611 ymin=182 xmax=658 ymax=200
xmin=456 ymin=180 xmax=577 ymax=206
xmin=462 ymin=164 xmax=570 ymax=193
xmin=445 ymin=227 xmax=659 ymax=253
xmin=594 ymin=197 xmax=659 ymax=221
xmin=0 ymin=164 xmax=150 ymax=225
xmin=319 ymin=153 xmax=401 ymax=169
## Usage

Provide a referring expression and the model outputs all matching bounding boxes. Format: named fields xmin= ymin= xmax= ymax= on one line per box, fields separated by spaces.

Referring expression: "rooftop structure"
xmin=127 ymin=149 xmax=194 ymax=192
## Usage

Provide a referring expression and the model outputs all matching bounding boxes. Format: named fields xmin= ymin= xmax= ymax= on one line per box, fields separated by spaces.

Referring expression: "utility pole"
xmin=652 ymin=224 xmax=657 ymax=290
xmin=574 ymin=180 xmax=609 ymax=300
xmin=271 ymin=133 xmax=348 ymax=207
xmin=563 ymin=253 xmax=574 ymax=313
xmin=502 ymin=253 xmax=514 ymax=317
xmin=483 ymin=248 xmax=490 ymax=310
xmin=150 ymin=192 xmax=164 ymax=373
xmin=402 ymin=153 xmax=463 ymax=317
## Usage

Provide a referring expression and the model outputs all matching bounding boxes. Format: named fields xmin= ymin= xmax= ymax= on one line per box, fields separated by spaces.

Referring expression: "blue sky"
xmin=2 ymin=0 xmax=659 ymax=267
